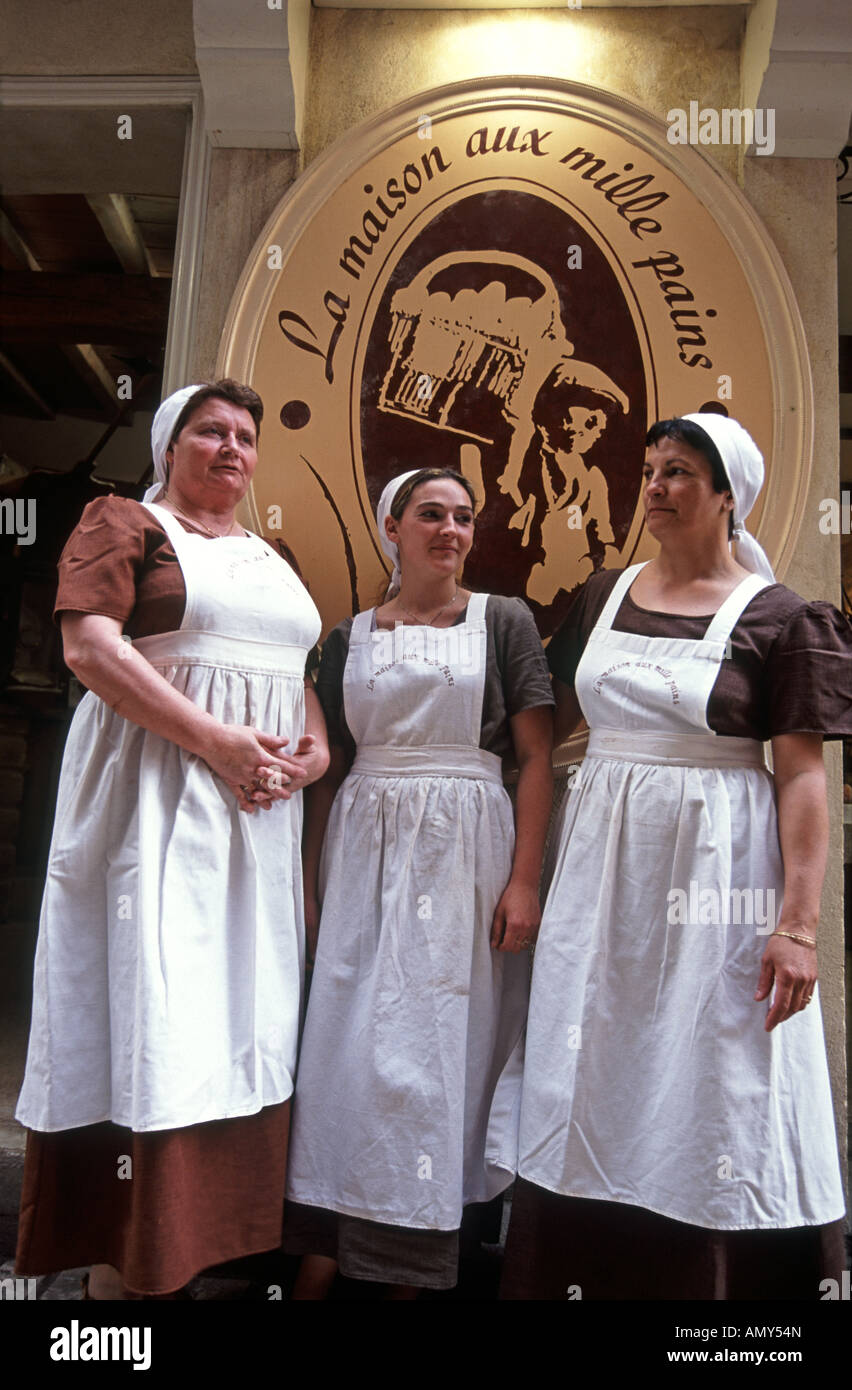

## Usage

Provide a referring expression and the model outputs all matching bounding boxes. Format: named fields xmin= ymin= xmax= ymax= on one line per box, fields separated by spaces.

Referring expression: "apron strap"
xmin=703 ymin=573 xmax=771 ymax=645
xmin=142 ymin=500 xmax=193 ymax=553
xmin=143 ymin=501 xmax=262 ymax=551
xmin=353 ymin=595 xmax=487 ymax=641
xmin=350 ymin=609 xmax=375 ymax=644
xmin=465 ymin=591 xmax=489 ymax=624
xmin=593 ymin=563 xmax=647 ymax=633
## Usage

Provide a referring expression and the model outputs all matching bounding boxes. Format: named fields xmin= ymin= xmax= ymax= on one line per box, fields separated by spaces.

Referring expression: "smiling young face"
xmin=166 ymin=397 xmax=258 ymax=512
xmin=385 ymin=478 xmax=475 ymax=582
xmin=642 ymin=436 xmax=733 ymax=544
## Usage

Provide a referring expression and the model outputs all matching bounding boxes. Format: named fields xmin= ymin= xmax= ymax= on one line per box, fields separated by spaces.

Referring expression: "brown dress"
xmin=500 ymin=568 xmax=851 ymax=1300
xmin=16 ymin=497 xmax=310 ymax=1295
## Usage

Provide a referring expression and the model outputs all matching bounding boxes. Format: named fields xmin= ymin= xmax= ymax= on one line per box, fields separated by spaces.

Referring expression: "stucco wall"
xmin=302 ymin=5 xmax=744 ymax=176
xmin=0 ymin=0 xmax=197 ymax=75
xmin=192 ymin=148 xmax=300 ymax=381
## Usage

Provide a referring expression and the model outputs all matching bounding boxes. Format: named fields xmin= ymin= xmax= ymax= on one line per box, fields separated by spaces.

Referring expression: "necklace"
xmin=163 ymin=495 xmax=241 ymax=539
xmin=395 ymin=587 xmax=459 ymax=626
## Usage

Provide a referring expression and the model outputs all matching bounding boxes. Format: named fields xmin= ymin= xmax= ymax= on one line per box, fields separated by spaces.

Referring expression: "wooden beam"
xmin=0 ymin=272 xmax=170 ymax=345
xmin=59 ymin=343 xmax=118 ymax=411
xmin=143 ymin=244 xmax=174 ymax=278
xmin=86 ymin=194 xmax=148 ymax=275
xmin=0 ymin=216 xmax=130 ymax=407
xmin=0 ymin=350 xmax=55 ymax=418
xmin=0 ymin=208 xmax=40 ymax=270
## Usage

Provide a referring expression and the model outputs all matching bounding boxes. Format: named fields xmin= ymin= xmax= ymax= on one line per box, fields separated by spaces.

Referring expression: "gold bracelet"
xmin=772 ymin=930 xmax=817 ymax=949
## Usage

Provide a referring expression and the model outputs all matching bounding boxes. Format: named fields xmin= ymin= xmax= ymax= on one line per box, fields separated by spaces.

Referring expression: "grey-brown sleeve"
xmin=480 ymin=596 xmax=554 ymax=758
xmin=315 ymin=619 xmax=354 ymax=749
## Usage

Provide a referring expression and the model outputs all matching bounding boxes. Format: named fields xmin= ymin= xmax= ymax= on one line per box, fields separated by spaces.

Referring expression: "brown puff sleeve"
xmin=56 ymin=498 xmax=316 ymax=670
xmin=54 ymin=494 xmax=195 ymax=639
xmin=764 ymin=601 xmax=852 ymax=739
xmin=55 ymin=495 xmax=155 ymax=626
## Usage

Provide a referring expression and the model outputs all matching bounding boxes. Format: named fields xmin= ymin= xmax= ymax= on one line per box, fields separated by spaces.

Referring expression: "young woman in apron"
xmin=15 ymin=382 xmax=326 ymax=1297
xmin=284 ymin=468 xmax=554 ymax=1296
xmin=502 ymin=413 xmax=848 ymax=1300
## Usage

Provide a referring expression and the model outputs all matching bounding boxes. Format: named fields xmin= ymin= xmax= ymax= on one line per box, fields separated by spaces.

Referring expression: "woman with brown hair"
xmin=502 ymin=413 xmax=848 ymax=1300
xmin=285 ymin=467 xmax=554 ymax=1297
xmin=15 ymin=380 xmax=328 ymax=1298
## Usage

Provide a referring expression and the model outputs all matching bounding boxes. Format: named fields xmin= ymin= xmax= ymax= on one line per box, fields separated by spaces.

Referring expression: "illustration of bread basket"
xmin=377 ymin=252 xmax=572 ymax=445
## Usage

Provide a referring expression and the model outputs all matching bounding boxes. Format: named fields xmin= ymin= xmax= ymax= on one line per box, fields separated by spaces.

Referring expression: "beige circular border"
xmin=219 ymin=73 xmax=813 ymax=587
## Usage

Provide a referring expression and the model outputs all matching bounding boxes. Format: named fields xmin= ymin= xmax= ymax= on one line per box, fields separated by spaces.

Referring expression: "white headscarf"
xmin=144 ymin=384 xmax=205 ymax=502
xmin=681 ymin=412 xmax=776 ymax=582
xmin=376 ymin=469 xmax=422 ymax=592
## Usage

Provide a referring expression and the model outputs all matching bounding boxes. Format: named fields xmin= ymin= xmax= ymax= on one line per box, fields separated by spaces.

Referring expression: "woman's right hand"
xmin=206 ymin=724 xmax=295 ymax=808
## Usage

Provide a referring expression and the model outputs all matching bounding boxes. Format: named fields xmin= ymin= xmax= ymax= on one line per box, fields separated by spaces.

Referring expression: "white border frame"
xmin=0 ymin=76 xmax=211 ymax=393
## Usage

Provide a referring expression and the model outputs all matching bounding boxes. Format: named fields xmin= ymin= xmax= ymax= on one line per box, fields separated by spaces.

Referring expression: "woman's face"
xmin=386 ymin=479 xmax=475 ymax=582
xmin=166 ymin=398 xmax=258 ymax=509
xmin=642 ymin=436 xmax=732 ymax=542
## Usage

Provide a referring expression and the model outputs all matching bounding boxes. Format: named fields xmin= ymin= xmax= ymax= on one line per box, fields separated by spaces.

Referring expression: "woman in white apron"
xmin=15 ymin=381 xmax=326 ymax=1298
xmin=502 ymin=412 xmax=848 ymax=1300
xmin=284 ymin=468 xmax=554 ymax=1296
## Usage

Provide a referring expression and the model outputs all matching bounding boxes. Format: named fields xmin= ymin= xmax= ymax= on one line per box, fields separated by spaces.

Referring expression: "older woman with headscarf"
xmin=15 ymin=380 xmax=327 ymax=1299
xmin=501 ymin=412 xmax=849 ymax=1300
xmin=283 ymin=467 xmax=554 ymax=1297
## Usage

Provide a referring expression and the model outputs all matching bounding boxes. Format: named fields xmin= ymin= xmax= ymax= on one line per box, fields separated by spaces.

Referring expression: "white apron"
xmin=286 ymin=594 xmax=529 ymax=1229
xmin=17 ymin=502 xmax=321 ymax=1133
xmin=518 ymin=563 xmax=845 ymax=1230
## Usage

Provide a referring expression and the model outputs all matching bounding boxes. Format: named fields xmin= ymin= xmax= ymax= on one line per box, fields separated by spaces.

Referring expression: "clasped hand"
xmin=208 ymin=724 xmax=329 ymax=814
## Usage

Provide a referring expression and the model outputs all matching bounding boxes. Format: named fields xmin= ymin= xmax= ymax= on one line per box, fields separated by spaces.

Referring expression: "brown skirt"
xmin=16 ymin=1102 xmax=290 ymax=1295
xmin=499 ymin=1179 xmax=847 ymax=1300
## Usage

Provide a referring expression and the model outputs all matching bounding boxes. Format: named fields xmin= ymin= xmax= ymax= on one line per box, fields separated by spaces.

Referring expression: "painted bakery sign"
xmin=219 ymin=78 xmax=810 ymax=637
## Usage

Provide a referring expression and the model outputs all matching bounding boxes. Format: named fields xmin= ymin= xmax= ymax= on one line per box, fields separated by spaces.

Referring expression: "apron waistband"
xmin=586 ymin=729 xmax=767 ymax=769
xmin=351 ymin=744 xmax=504 ymax=783
xmin=133 ymin=630 xmax=307 ymax=677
